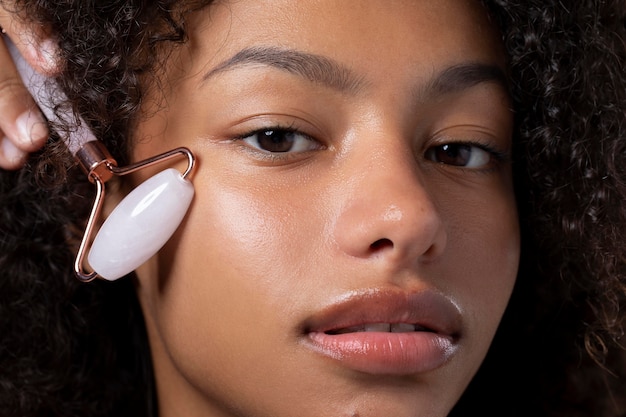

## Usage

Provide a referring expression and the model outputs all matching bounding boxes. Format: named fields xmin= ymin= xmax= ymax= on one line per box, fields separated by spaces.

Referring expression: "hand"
xmin=0 ymin=4 xmax=59 ymax=169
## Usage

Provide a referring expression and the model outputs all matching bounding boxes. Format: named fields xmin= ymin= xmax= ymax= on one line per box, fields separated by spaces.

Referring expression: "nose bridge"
xmin=332 ymin=136 xmax=446 ymax=265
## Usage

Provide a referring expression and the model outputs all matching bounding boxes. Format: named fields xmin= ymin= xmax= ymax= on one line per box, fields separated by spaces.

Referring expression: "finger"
xmin=0 ymin=36 xmax=49 ymax=154
xmin=0 ymin=4 xmax=60 ymax=75
xmin=0 ymin=133 xmax=28 ymax=170
xmin=0 ymin=5 xmax=56 ymax=170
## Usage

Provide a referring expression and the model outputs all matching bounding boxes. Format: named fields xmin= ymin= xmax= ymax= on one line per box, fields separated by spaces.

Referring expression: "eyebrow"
xmin=203 ymin=46 xmax=509 ymax=97
xmin=203 ymin=46 xmax=366 ymax=93
xmin=428 ymin=63 xmax=509 ymax=97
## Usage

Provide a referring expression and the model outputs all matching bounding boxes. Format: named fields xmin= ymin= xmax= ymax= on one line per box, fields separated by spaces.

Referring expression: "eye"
xmin=240 ymin=128 xmax=321 ymax=154
xmin=425 ymin=143 xmax=493 ymax=169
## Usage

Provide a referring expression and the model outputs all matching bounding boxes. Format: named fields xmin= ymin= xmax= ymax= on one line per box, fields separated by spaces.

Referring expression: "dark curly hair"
xmin=0 ymin=1 xmax=624 ymax=416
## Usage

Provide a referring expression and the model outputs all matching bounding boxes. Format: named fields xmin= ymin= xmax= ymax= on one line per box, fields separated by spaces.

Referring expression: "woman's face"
xmin=129 ymin=1 xmax=519 ymax=416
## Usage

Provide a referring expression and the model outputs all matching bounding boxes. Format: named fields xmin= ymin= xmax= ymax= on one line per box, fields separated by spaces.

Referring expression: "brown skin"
xmin=126 ymin=1 xmax=519 ymax=416
xmin=0 ymin=4 xmax=57 ymax=169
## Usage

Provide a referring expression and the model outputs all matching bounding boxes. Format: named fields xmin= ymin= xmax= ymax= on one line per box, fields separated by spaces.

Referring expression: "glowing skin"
xmin=126 ymin=1 xmax=520 ymax=416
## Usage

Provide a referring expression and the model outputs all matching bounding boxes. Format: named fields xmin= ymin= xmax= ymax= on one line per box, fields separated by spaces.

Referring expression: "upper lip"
xmin=302 ymin=288 xmax=463 ymax=338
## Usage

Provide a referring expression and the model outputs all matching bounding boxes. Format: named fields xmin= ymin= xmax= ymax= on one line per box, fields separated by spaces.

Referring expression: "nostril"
xmin=370 ymin=238 xmax=394 ymax=251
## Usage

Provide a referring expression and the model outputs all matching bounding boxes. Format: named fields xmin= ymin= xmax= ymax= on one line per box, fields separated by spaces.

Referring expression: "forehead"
xmin=186 ymin=0 xmax=505 ymax=80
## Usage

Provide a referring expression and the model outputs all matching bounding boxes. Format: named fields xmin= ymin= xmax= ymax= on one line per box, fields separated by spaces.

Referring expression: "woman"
xmin=0 ymin=1 xmax=624 ymax=416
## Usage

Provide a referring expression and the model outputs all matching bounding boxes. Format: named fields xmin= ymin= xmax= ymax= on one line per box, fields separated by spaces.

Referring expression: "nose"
xmin=331 ymin=139 xmax=446 ymax=268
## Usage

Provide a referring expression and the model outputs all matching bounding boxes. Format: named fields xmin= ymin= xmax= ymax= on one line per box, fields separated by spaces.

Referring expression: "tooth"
xmin=363 ymin=323 xmax=391 ymax=332
xmin=390 ymin=323 xmax=416 ymax=333
xmin=328 ymin=322 xmax=418 ymax=334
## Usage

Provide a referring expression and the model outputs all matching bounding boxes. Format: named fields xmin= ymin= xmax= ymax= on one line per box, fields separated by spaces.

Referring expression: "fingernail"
xmin=1 ymin=137 xmax=28 ymax=166
xmin=16 ymin=111 xmax=48 ymax=148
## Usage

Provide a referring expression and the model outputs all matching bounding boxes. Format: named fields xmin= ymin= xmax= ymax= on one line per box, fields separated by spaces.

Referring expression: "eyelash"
xmin=232 ymin=124 xmax=323 ymax=161
xmin=424 ymin=139 xmax=510 ymax=173
xmin=231 ymin=125 xmax=509 ymax=172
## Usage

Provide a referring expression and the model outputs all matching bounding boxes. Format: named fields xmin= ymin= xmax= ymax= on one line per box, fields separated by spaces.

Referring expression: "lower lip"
xmin=306 ymin=331 xmax=457 ymax=375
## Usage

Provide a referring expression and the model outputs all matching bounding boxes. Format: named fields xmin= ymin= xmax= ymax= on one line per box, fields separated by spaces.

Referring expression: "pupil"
xmin=259 ymin=130 xmax=294 ymax=153
xmin=438 ymin=144 xmax=471 ymax=166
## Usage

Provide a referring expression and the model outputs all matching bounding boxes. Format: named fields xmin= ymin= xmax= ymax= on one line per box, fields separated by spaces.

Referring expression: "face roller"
xmin=7 ymin=38 xmax=195 ymax=282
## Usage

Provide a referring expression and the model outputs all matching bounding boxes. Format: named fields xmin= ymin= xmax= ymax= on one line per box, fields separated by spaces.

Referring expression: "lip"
xmin=302 ymin=288 xmax=462 ymax=376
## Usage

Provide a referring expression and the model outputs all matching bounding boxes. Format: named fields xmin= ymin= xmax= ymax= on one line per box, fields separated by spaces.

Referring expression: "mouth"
xmin=302 ymin=289 xmax=462 ymax=376
xmin=325 ymin=322 xmax=435 ymax=334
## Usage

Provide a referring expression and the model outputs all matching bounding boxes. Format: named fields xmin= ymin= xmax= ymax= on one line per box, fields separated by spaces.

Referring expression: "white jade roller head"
xmin=88 ymin=168 xmax=194 ymax=280
xmin=6 ymin=37 xmax=195 ymax=281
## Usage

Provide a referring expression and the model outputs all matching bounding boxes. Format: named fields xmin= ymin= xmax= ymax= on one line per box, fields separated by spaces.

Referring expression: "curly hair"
xmin=453 ymin=2 xmax=626 ymax=416
xmin=0 ymin=1 xmax=624 ymax=416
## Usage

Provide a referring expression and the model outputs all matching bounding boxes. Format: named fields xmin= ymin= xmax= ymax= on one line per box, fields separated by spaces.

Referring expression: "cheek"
xmin=151 ymin=169 xmax=322 ymax=344
xmin=419 ymin=183 xmax=520 ymax=389
xmin=142 ymin=168 xmax=339 ymax=415
xmin=187 ymin=174 xmax=321 ymax=291
xmin=445 ymin=187 xmax=520 ymax=353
